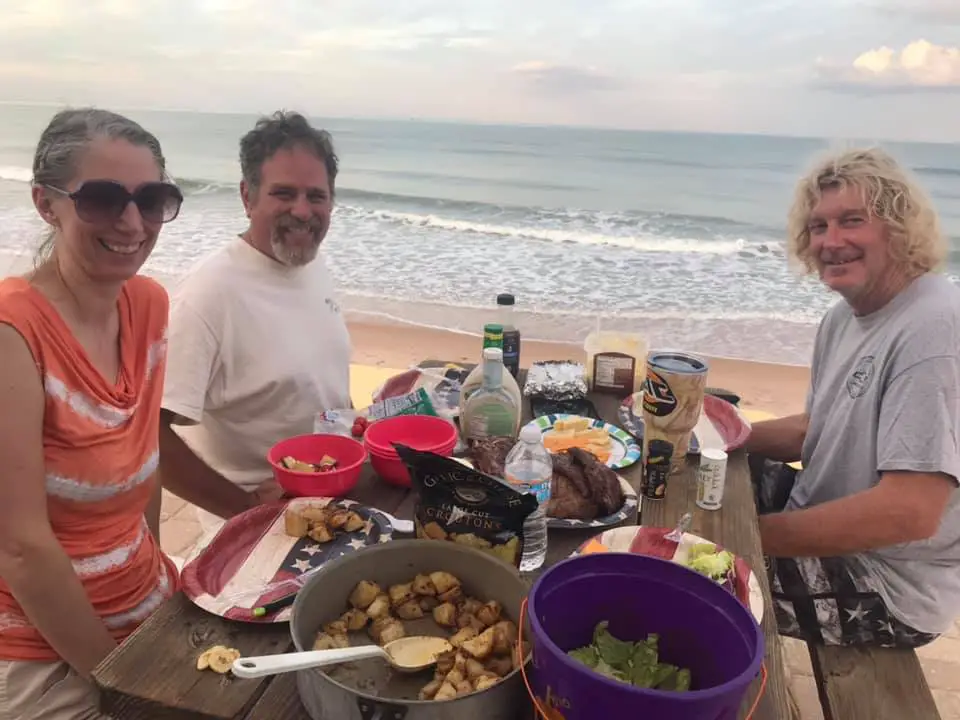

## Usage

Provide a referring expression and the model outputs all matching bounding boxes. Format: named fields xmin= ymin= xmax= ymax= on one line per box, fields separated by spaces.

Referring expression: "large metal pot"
xmin=291 ymin=540 xmax=532 ymax=720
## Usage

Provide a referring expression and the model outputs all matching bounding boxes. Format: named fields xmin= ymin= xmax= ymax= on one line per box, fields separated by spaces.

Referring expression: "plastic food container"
xmin=583 ymin=331 xmax=648 ymax=395
xmin=268 ymin=433 xmax=367 ymax=497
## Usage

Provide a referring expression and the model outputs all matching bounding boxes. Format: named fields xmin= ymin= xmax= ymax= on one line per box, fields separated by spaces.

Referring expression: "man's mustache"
xmin=275 ymin=214 xmax=324 ymax=233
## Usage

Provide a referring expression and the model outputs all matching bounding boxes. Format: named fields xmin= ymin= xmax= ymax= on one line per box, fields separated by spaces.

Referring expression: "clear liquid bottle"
xmin=462 ymin=348 xmax=521 ymax=442
xmin=504 ymin=424 xmax=553 ymax=571
xmin=460 ymin=325 xmax=522 ymax=432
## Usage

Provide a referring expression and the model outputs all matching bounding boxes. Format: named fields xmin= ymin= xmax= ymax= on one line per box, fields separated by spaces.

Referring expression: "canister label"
xmin=642 ymin=368 xmax=677 ymax=417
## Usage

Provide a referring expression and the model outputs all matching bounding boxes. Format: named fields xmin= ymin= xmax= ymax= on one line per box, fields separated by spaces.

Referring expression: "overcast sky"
xmin=1 ymin=0 xmax=959 ymax=142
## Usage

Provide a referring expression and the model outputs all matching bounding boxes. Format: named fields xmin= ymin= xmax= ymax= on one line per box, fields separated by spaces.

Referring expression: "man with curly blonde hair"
xmin=743 ymin=147 xmax=960 ymax=648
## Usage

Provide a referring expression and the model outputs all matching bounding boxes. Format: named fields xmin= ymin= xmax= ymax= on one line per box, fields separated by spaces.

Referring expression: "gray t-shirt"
xmin=790 ymin=272 xmax=960 ymax=634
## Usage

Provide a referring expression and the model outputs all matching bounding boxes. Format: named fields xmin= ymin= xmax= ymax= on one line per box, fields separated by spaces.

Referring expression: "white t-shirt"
xmin=162 ymin=236 xmax=352 ymax=505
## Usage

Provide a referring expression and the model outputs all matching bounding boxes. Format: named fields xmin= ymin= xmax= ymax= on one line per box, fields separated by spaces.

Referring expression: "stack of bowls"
xmin=362 ymin=414 xmax=459 ymax=487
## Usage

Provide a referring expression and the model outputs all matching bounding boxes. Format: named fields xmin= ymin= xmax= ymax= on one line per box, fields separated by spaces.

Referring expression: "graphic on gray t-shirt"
xmin=791 ymin=273 xmax=960 ymax=634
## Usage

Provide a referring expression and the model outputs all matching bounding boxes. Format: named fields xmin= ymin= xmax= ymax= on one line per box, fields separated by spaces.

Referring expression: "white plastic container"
xmin=583 ymin=331 xmax=648 ymax=395
xmin=696 ymin=448 xmax=729 ymax=510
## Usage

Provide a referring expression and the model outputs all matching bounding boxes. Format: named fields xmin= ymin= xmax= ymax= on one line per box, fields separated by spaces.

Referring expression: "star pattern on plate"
xmin=292 ymin=558 xmax=312 ymax=573
xmin=300 ymin=544 xmax=322 ymax=556
xmin=347 ymin=537 xmax=367 ymax=550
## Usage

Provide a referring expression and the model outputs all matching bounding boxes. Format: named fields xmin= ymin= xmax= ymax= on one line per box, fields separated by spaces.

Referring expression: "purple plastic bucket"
xmin=527 ymin=552 xmax=764 ymax=720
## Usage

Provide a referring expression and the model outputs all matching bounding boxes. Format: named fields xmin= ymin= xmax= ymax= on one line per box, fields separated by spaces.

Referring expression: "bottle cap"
xmin=496 ymin=293 xmax=516 ymax=306
xmin=519 ymin=425 xmax=541 ymax=443
xmin=483 ymin=323 xmax=504 ymax=335
xmin=482 ymin=347 xmax=504 ymax=361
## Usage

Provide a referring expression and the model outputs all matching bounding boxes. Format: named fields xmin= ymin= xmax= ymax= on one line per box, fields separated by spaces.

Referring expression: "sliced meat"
xmin=570 ymin=447 xmax=623 ymax=515
xmin=466 ymin=437 xmax=514 ymax=478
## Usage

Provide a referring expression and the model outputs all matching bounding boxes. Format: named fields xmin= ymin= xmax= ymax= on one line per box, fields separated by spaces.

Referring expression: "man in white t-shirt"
xmin=159 ymin=111 xmax=352 ymax=534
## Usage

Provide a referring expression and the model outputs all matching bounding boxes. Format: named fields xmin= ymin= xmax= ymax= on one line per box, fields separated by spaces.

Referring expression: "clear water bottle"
xmin=504 ymin=425 xmax=553 ymax=571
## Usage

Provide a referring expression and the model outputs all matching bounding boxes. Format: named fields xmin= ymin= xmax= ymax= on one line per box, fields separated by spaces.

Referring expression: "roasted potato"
xmin=366 ymin=594 xmax=392 ymax=620
xmin=324 ymin=619 xmax=348 ymax=637
xmin=343 ymin=512 xmax=365 ymax=533
xmin=301 ymin=507 xmax=329 ymax=524
xmin=283 ymin=509 xmax=310 ymax=538
xmin=308 ymin=524 xmax=334 ymax=544
xmin=313 ymin=633 xmax=338 ymax=650
xmin=435 ymin=650 xmax=458 ymax=675
xmin=341 ymin=609 xmax=369 ymax=631
xmin=326 ymin=509 xmax=350 ymax=529
xmin=395 ymin=600 xmax=425 ymax=620
xmin=474 ymin=675 xmax=499 ymax=691
xmin=464 ymin=658 xmax=488 ymax=681
xmin=369 ymin=616 xmax=405 ymax=646
xmin=449 ymin=626 xmax=478 ymax=648
xmin=461 ymin=627 xmax=495 ymax=660
xmin=348 ymin=580 xmax=381 ymax=610
xmin=491 ymin=620 xmax=517 ymax=655
xmin=438 ymin=585 xmax=463 ymax=604
xmin=419 ymin=596 xmax=440 ymax=612
xmin=484 ymin=655 xmax=513 ymax=677
xmin=434 ymin=682 xmax=458 ymax=701
xmin=388 ymin=582 xmax=415 ymax=608
xmin=432 ymin=602 xmax=457 ymax=627
xmin=419 ymin=678 xmax=442 ymax=700
xmin=412 ymin=573 xmax=437 ymax=596
xmin=429 ymin=572 xmax=460 ymax=595
xmin=476 ymin=601 xmax=501 ymax=628
xmin=458 ymin=597 xmax=483 ymax=616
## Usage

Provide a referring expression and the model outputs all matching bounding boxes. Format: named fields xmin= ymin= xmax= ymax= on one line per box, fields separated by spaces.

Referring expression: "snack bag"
xmin=314 ymin=388 xmax=440 ymax=437
xmin=395 ymin=445 xmax=539 ymax=569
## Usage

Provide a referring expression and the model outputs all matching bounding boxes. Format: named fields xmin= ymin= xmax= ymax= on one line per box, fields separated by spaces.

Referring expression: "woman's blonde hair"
xmin=786 ymin=147 xmax=945 ymax=277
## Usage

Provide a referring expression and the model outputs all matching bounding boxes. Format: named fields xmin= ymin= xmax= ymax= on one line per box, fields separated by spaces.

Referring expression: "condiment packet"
xmin=395 ymin=446 xmax=539 ymax=569
xmin=523 ymin=360 xmax=588 ymax=401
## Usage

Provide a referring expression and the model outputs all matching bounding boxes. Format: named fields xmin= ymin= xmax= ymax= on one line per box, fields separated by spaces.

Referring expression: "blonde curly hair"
xmin=786 ymin=147 xmax=946 ymax=277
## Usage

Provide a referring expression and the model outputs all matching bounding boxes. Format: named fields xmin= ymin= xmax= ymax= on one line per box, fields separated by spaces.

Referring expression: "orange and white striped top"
xmin=0 ymin=275 xmax=178 ymax=661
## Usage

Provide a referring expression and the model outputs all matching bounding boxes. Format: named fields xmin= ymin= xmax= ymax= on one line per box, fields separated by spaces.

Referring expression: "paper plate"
xmin=547 ymin=475 xmax=639 ymax=530
xmin=181 ymin=497 xmax=393 ymax=623
xmin=524 ymin=414 xmax=641 ymax=470
xmin=571 ymin=526 xmax=764 ymax=623
xmin=618 ymin=393 xmax=753 ymax=455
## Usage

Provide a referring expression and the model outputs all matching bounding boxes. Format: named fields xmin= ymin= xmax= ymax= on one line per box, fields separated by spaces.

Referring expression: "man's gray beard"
xmin=271 ymin=234 xmax=320 ymax=267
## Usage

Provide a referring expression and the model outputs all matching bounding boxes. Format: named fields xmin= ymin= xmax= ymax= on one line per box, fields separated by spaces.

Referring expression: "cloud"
xmin=815 ymin=39 xmax=960 ymax=93
xmin=869 ymin=0 xmax=960 ymax=24
xmin=510 ymin=61 xmax=622 ymax=94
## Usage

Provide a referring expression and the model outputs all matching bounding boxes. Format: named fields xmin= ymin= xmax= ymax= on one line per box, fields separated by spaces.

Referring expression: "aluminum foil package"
xmin=523 ymin=360 xmax=588 ymax=401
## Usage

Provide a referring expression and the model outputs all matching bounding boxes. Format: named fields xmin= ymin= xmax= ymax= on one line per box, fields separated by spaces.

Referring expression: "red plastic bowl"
xmin=368 ymin=442 xmax=456 ymax=488
xmin=365 ymin=435 xmax=458 ymax=459
xmin=268 ymin=433 xmax=368 ymax=498
xmin=363 ymin=414 xmax=459 ymax=456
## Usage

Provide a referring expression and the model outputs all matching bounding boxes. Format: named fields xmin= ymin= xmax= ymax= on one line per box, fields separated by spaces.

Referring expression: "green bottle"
xmin=459 ymin=323 xmax=521 ymax=423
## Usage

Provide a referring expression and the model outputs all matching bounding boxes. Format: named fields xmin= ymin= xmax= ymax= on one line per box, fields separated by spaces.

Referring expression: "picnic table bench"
xmin=92 ymin=364 xmax=791 ymax=719
xmin=808 ymin=643 xmax=940 ymax=719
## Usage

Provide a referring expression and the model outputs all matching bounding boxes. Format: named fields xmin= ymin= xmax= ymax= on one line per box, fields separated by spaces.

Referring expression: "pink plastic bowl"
xmin=362 ymin=414 xmax=459 ymax=456
xmin=368 ymin=441 xmax=457 ymax=488
xmin=268 ymin=433 xmax=368 ymax=498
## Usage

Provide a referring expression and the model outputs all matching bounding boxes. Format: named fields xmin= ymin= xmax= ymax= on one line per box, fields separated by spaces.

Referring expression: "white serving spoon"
xmin=232 ymin=635 xmax=453 ymax=679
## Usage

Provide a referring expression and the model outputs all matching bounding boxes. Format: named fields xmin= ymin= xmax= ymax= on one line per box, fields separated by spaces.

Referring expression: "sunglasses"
xmin=43 ymin=180 xmax=184 ymax=225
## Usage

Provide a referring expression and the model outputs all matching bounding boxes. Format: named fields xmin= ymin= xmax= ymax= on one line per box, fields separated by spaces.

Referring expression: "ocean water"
xmin=2 ymin=103 xmax=960 ymax=366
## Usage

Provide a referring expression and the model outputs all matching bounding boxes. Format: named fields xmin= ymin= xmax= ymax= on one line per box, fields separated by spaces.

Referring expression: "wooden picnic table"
xmin=93 ymin=367 xmax=790 ymax=719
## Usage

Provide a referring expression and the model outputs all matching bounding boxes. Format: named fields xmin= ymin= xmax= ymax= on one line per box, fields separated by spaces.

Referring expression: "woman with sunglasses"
xmin=0 ymin=108 xmax=183 ymax=719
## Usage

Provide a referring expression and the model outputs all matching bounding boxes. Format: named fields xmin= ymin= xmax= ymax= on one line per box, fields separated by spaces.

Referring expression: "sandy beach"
xmin=347 ymin=320 xmax=810 ymax=417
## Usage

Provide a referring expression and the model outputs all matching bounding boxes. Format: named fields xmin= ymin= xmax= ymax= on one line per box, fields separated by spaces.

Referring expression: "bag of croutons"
xmin=395 ymin=445 xmax=539 ymax=569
